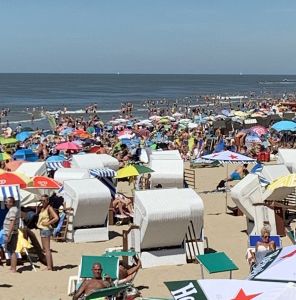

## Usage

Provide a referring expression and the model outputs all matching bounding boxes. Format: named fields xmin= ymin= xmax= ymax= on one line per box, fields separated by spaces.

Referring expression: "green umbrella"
xmin=86 ymin=127 xmax=95 ymax=134
xmin=0 ymin=137 xmax=17 ymax=145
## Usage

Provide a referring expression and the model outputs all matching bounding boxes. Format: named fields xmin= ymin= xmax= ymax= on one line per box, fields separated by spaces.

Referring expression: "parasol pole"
xmin=225 ymin=163 xmax=228 ymax=213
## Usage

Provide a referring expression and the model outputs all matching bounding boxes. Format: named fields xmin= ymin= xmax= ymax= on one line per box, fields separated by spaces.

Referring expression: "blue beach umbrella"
xmin=59 ymin=127 xmax=74 ymax=136
xmin=16 ymin=131 xmax=33 ymax=142
xmin=46 ymin=155 xmax=65 ymax=163
xmin=271 ymin=120 xmax=296 ymax=132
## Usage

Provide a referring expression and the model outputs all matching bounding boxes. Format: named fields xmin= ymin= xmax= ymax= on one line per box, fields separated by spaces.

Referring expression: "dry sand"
xmin=1 ymin=165 xmax=292 ymax=300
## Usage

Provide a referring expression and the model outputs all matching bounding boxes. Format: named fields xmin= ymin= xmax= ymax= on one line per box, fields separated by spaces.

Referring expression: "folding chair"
xmin=68 ymin=255 xmax=119 ymax=296
xmin=246 ymin=234 xmax=282 ymax=267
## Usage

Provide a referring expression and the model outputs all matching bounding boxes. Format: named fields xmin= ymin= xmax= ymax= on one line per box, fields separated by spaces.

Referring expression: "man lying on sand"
xmin=72 ymin=262 xmax=111 ymax=300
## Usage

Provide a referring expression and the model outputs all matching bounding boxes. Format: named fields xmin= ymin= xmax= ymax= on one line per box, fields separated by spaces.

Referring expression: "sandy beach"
xmin=1 ymin=164 xmax=292 ymax=300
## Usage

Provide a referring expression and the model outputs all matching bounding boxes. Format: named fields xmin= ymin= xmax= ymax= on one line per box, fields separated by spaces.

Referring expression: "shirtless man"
xmin=73 ymin=263 xmax=110 ymax=300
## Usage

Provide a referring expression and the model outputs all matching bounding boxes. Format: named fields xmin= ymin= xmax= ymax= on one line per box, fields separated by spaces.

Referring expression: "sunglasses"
xmin=93 ymin=268 xmax=102 ymax=271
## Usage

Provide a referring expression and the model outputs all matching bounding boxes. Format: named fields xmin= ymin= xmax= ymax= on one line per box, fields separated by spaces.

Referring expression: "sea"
xmin=0 ymin=73 xmax=296 ymax=130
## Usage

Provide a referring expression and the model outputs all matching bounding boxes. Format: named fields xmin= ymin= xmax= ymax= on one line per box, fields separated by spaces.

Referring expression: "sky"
xmin=0 ymin=0 xmax=296 ymax=74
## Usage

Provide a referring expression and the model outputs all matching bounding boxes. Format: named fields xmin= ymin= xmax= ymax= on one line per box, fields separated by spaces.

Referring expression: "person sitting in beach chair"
xmin=112 ymin=193 xmax=134 ymax=220
xmin=72 ymin=262 xmax=111 ymax=300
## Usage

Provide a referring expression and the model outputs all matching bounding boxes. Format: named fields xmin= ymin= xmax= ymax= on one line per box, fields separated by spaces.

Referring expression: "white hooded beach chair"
xmin=63 ymin=178 xmax=111 ymax=242
xmin=126 ymin=188 xmax=204 ymax=268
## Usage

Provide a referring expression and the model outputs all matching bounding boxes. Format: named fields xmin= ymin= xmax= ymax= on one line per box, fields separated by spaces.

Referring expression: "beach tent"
xmin=248 ymin=245 xmax=296 ymax=283
xmin=128 ymin=188 xmax=204 ymax=268
xmin=13 ymin=149 xmax=38 ymax=162
xmin=54 ymin=168 xmax=90 ymax=184
xmin=63 ymin=179 xmax=111 ymax=243
xmin=277 ymin=149 xmax=296 ymax=173
xmin=16 ymin=161 xmax=47 ymax=177
xmin=148 ymin=150 xmax=184 ymax=188
xmin=231 ymin=174 xmax=277 ymax=236
xmin=261 ymin=164 xmax=290 ymax=182
xmin=165 ymin=279 xmax=296 ymax=300
xmin=71 ymin=153 xmax=104 ymax=169
xmin=96 ymin=154 xmax=119 ymax=171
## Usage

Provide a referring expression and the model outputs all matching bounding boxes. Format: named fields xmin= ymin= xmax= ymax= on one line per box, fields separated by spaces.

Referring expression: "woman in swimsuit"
xmin=251 ymin=227 xmax=276 ymax=268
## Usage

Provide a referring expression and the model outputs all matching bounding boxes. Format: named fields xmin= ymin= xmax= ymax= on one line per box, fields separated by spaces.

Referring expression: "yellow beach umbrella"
xmin=267 ymin=174 xmax=296 ymax=190
xmin=115 ymin=164 xmax=154 ymax=179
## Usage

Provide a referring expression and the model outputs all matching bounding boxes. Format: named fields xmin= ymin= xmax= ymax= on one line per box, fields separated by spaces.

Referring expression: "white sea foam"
xmin=45 ymin=109 xmax=120 ymax=115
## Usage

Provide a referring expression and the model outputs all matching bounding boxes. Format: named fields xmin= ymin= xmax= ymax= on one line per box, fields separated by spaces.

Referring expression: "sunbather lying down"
xmin=216 ymin=164 xmax=249 ymax=190
xmin=112 ymin=193 xmax=134 ymax=218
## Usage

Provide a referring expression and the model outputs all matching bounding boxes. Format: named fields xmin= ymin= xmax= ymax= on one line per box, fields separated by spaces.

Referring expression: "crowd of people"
xmin=0 ymin=96 xmax=295 ymax=299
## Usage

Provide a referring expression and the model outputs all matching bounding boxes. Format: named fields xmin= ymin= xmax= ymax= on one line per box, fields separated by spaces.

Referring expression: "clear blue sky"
xmin=1 ymin=0 xmax=296 ymax=74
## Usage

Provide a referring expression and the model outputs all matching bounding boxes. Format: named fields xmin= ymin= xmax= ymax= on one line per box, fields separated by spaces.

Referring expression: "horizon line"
xmin=0 ymin=72 xmax=296 ymax=76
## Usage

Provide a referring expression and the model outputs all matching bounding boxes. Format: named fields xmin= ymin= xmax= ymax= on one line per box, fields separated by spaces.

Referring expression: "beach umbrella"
xmin=158 ymin=118 xmax=170 ymax=124
xmin=245 ymin=134 xmax=262 ymax=149
xmin=172 ymin=112 xmax=183 ymax=117
xmin=165 ymin=279 xmax=296 ymax=300
xmin=271 ymin=120 xmax=296 ymax=132
xmin=202 ymin=151 xmax=256 ymax=211
xmin=46 ymin=155 xmax=65 ymax=163
xmin=16 ymin=131 xmax=33 ymax=142
xmin=202 ymin=150 xmax=256 ymax=164
xmin=267 ymin=174 xmax=296 ymax=190
xmin=72 ymin=130 xmax=92 ymax=139
xmin=248 ymin=245 xmax=296 ymax=283
xmin=250 ymin=125 xmax=268 ymax=137
xmin=0 ymin=172 xmax=32 ymax=188
xmin=56 ymin=141 xmax=82 ymax=151
xmin=149 ymin=115 xmax=161 ymax=121
xmin=30 ymin=176 xmax=61 ymax=189
xmin=0 ymin=152 xmax=11 ymax=161
xmin=86 ymin=126 xmax=95 ymax=134
xmin=0 ymin=137 xmax=17 ymax=145
xmin=115 ymin=164 xmax=154 ymax=179
xmin=59 ymin=127 xmax=74 ymax=136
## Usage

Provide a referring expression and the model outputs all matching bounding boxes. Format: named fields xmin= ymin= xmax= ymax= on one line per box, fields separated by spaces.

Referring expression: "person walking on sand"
xmin=37 ymin=194 xmax=58 ymax=271
xmin=3 ymin=197 xmax=20 ymax=273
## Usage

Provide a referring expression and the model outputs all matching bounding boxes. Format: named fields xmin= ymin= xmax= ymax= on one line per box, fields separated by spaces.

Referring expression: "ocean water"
xmin=0 ymin=73 xmax=296 ymax=129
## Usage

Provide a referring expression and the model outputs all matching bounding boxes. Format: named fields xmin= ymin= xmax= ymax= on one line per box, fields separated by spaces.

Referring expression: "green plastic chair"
xmin=85 ymin=284 xmax=131 ymax=300
xmin=80 ymin=255 xmax=119 ymax=280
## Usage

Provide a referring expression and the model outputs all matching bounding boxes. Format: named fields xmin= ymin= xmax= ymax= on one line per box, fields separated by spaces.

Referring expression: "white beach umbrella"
xmin=165 ymin=279 xmax=296 ymax=300
xmin=202 ymin=150 xmax=256 ymax=164
xmin=172 ymin=112 xmax=183 ymax=117
xmin=149 ymin=115 xmax=161 ymax=121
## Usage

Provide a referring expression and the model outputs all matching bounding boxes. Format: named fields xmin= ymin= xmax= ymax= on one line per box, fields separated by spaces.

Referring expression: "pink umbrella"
xmin=250 ymin=125 xmax=268 ymax=137
xmin=56 ymin=142 xmax=82 ymax=151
